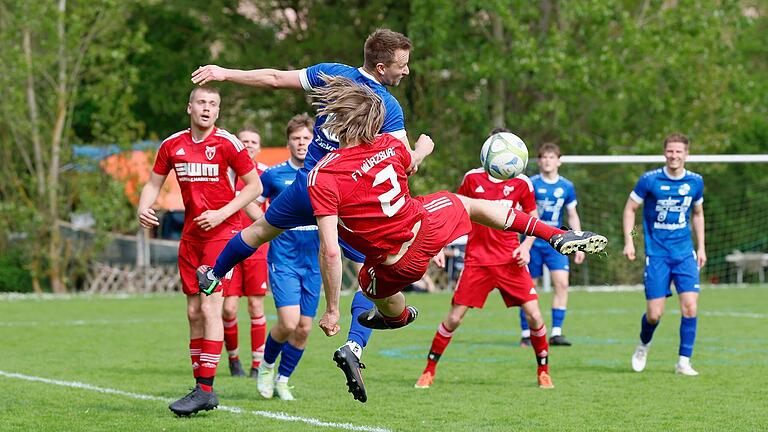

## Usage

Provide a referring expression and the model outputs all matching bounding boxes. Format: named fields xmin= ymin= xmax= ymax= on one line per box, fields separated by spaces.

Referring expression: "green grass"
xmin=2 ymin=286 xmax=767 ymax=431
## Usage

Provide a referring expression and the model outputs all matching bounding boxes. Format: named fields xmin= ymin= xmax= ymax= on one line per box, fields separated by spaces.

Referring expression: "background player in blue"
xmin=623 ymin=133 xmax=706 ymax=376
xmin=190 ymin=29 xmax=414 ymax=402
xmin=255 ymin=114 xmax=320 ymax=401
xmin=518 ymin=143 xmax=584 ymax=347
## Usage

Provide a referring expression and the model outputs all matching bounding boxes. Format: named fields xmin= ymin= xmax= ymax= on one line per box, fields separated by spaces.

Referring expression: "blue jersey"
xmin=259 ymin=160 xmax=319 ymax=267
xmin=299 ymin=63 xmax=406 ymax=170
xmin=630 ymin=167 xmax=704 ymax=258
xmin=531 ymin=175 xmax=577 ymax=249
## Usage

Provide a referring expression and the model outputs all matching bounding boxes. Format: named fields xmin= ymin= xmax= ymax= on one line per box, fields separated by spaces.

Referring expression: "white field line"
xmin=0 ymin=370 xmax=391 ymax=432
xmin=0 ymin=318 xmax=175 ymax=327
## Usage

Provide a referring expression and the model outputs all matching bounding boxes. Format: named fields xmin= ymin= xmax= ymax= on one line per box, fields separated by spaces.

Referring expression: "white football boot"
xmin=631 ymin=344 xmax=650 ymax=372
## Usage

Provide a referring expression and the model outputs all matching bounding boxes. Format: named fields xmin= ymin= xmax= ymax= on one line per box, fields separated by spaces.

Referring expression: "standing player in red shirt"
xmin=306 ymin=78 xmax=607 ymax=395
xmin=414 ymin=128 xmax=554 ymax=390
xmin=137 ymin=87 xmax=262 ymax=416
xmin=222 ymin=128 xmax=270 ymax=378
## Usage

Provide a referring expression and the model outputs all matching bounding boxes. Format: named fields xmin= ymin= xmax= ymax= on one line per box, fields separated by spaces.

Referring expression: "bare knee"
xmin=247 ymin=297 xmax=264 ymax=317
xmin=222 ymin=302 xmax=239 ymax=320
xmin=444 ymin=312 xmax=464 ymax=332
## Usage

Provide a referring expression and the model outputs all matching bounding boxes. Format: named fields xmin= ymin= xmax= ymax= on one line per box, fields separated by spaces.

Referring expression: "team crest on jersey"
xmin=503 ymin=185 xmax=515 ymax=196
xmin=554 ymin=187 xmax=565 ymax=198
xmin=205 ymin=145 xmax=216 ymax=160
xmin=678 ymin=183 xmax=690 ymax=195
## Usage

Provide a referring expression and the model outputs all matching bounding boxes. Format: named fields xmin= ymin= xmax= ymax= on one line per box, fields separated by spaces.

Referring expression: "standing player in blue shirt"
xmin=190 ymin=29 xmax=414 ymax=402
xmin=255 ymin=114 xmax=320 ymax=401
xmin=519 ymin=143 xmax=585 ymax=347
xmin=623 ymin=133 xmax=706 ymax=376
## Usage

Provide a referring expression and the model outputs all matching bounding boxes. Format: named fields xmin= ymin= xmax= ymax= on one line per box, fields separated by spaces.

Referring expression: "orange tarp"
xmin=101 ymin=147 xmax=290 ymax=211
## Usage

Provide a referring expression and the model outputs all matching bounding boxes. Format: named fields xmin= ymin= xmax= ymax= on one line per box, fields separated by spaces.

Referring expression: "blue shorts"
xmin=528 ymin=240 xmax=570 ymax=278
xmin=269 ymin=262 xmax=322 ymax=317
xmin=264 ymin=168 xmax=365 ymax=263
xmin=644 ymin=254 xmax=700 ymax=300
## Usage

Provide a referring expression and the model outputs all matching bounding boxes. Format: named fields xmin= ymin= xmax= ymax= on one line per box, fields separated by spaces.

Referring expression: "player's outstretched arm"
xmin=622 ymin=197 xmax=640 ymax=261
xmin=191 ymin=65 xmax=302 ymax=89
xmin=137 ymin=172 xmax=168 ymax=229
xmin=317 ymin=215 xmax=343 ymax=337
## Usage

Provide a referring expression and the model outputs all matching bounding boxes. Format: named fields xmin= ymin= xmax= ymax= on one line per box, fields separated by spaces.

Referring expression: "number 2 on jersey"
xmin=373 ymin=164 xmax=405 ymax=217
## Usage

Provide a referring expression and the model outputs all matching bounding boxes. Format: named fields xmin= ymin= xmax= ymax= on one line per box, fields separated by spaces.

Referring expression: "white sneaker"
xmin=631 ymin=344 xmax=649 ymax=372
xmin=257 ymin=363 xmax=275 ymax=398
xmin=675 ymin=362 xmax=699 ymax=376
xmin=274 ymin=381 xmax=295 ymax=401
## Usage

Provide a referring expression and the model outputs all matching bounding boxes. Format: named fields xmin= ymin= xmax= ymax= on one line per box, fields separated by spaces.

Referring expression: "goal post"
xmin=540 ymin=154 xmax=768 ymax=288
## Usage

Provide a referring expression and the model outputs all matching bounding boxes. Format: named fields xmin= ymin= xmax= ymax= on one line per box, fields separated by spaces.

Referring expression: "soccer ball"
xmin=480 ymin=132 xmax=529 ymax=180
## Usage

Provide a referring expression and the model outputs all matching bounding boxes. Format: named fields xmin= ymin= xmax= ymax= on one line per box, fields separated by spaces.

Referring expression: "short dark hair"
xmin=189 ymin=86 xmax=220 ymax=103
xmin=363 ymin=29 xmax=412 ymax=70
xmin=489 ymin=127 xmax=511 ymax=136
xmin=664 ymin=132 xmax=689 ymax=149
xmin=285 ymin=113 xmax=314 ymax=138
xmin=239 ymin=127 xmax=260 ymax=136
xmin=538 ymin=142 xmax=561 ymax=158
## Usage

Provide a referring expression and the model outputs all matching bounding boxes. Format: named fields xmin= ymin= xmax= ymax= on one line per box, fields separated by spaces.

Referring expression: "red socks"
xmin=504 ymin=208 xmax=565 ymax=241
xmin=197 ymin=339 xmax=223 ymax=392
xmin=424 ymin=323 xmax=454 ymax=375
xmin=250 ymin=315 xmax=267 ymax=369
xmin=382 ymin=307 xmax=411 ymax=327
xmin=530 ymin=325 xmax=550 ymax=375
xmin=189 ymin=338 xmax=203 ymax=378
xmin=223 ymin=317 xmax=239 ymax=360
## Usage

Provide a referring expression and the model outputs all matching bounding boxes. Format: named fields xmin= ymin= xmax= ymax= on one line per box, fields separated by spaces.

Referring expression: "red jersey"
xmin=309 ymin=134 xmax=426 ymax=263
xmin=457 ymin=168 xmax=536 ymax=266
xmin=235 ymin=161 xmax=269 ymax=260
xmin=153 ymin=127 xmax=254 ymax=242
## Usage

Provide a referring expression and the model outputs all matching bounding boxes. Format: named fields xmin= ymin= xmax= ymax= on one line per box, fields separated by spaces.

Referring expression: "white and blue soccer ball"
xmin=480 ymin=132 xmax=529 ymax=180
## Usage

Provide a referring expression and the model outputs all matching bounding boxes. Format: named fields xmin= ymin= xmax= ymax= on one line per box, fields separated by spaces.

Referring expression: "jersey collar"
xmin=663 ymin=166 xmax=686 ymax=180
xmin=358 ymin=67 xmax=382 ymax=85
xmin=539 ymin=174 xmax=561 ymax=185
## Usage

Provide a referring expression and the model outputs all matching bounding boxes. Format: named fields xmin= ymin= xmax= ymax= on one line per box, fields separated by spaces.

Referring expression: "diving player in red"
xmin=222 ymin=128 xmax=270 ymax=378
xmin=137 ymin=86 xmax=262 ymax=416
xmin=415 ymin=128 xmax=554 ymax=390
xmin=306 ymin=77 xmax=607 ymax=379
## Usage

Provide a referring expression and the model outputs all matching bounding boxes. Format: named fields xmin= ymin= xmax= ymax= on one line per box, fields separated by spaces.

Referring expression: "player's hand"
xmin=194 ymin=209 xmax=227 ymax=231
xmin=697 ymin=248 xmax=707 ymax=269
xmin=406 ymin=163 xmax=419 ymax=176
xmin=319 ymin=310 xmax=341 ymax=336
xmin=512 ymin=246 xmax=530 ymax=267
xmin=138 ymin=207 xmax=159 ymax=228
xmin=431 ymin=250 xmax=446 ymax=268
xmin=191 ymin=65 xmax=228 ymax=86
xmin=623 ymin=243 xmax=636 ymax=261
xmin=574 ymin=250 xmax=586 ymax=265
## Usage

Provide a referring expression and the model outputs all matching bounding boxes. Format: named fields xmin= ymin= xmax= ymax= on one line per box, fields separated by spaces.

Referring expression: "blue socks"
xmin=212 ymin=232 xmax=256 ymax=279
xmin=679 ymin=316 xmax=697 ymax=357
xmin=278 ymin=342 xmax=305 ymax=378
xmin=519 ymin=308 xmax=530 ymax=331
xmin=263 ymin=333 xmax=285 ymax=365
xmin=347 ymin=291 xmax=374 ymax=348
xmin=552 ymin=308 xmax=566 ymax=331
xmin=640 ymin=313 xmax=659 ymax=345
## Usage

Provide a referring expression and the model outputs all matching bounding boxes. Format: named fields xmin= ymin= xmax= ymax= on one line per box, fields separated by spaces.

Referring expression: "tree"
xmin=0 ymin=0 xmax=146 ymax=292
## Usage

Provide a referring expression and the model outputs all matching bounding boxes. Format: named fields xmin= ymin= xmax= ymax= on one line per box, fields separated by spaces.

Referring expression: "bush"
xmin=0 ymin=249 xmax=34 ymax=293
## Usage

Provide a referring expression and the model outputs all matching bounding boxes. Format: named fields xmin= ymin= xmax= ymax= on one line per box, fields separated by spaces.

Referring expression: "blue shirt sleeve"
xmin=380 ymin=95 xmax=405 ymax=134
xmin=694 ymin=176 xmax=704 ymax=205
xmin=631 ymin=174 xmax=650 ymax=202
xmin=565 ymin=181 xmax=577 ymax=206
xmin=260 ymin=169 xmax=274 ymax=201
xmin=301 ymin=63 xmax=351 ymax=90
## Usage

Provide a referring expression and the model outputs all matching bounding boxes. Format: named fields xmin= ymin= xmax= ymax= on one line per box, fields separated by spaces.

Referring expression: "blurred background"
xmin=0 ymin=0 xmax=766 ymax=293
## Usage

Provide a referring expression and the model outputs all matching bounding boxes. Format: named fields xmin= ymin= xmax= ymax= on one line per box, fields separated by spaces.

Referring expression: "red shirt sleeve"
xmin=224 ymin=137 xmax=255 ymax=177
xmin=457 ymin=173 xmax=471 ymax=196
xmin=520 ymin=180 xmax=536 ymax=213
xmin=396 ymin=138 xmax=412 ymax=172
xmin=152 ymin=142 xmax=172 ymax=175
xmin=309 ymin=170 xmax=340 ymax=216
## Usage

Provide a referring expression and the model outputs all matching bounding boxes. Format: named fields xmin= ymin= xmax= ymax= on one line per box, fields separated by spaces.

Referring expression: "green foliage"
xmin=0 ymin=248 xmax=34 ymax=293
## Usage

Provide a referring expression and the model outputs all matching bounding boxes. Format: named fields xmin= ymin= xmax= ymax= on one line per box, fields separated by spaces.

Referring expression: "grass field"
xmin=2 ymin=286 xmax=767 ymax=431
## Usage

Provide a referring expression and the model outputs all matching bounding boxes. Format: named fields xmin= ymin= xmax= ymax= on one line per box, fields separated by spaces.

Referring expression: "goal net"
xmin=552 ymin=154 xmax=768 ymax=287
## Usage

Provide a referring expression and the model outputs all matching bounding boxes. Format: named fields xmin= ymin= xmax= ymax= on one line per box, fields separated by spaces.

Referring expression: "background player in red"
xmin=415 ymin=128 xmax=554 ymax=390
xmin=222 ymin=128 xmax=270 ymax=378
xmin=306 ymin=78 xmax=607 ymax=371
xmin=137 ymin=86 xmax=262 ymax=416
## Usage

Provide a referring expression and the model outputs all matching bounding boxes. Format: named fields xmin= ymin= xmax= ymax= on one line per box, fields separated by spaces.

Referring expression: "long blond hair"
xmin=311 ymin=74 xmax=385 ymax=147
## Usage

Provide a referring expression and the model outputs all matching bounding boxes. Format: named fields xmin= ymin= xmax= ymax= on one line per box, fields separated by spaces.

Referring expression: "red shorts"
xmin=177 ymin=238 xmax=232 ymax=295
xmin=359 ymin=192 xmax=472 ymax=299
xmin=225 ymin=257 xmax=268 ymax=297
xmin=453 ymin=263 xmax=537 ymax=308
